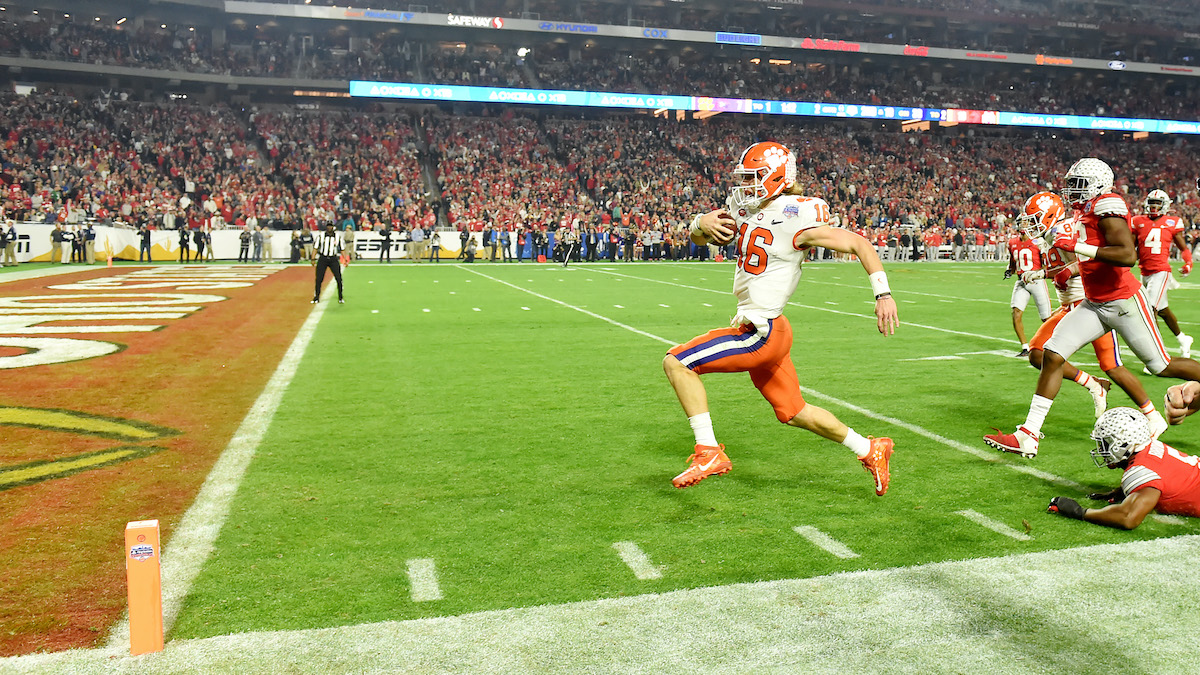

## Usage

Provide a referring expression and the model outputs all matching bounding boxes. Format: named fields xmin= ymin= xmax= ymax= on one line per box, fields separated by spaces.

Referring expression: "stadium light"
xmin=517 ymin=47 xmax=530 ymax=57
xmin=117 ymin=17 xmax=127 ymax=25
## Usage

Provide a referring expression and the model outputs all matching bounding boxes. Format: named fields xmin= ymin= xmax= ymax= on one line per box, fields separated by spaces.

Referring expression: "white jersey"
xmin=725 ymin=194 xmax=827 ymax=331
xmin=1036 ymin=233 xmax=1086 ymax=306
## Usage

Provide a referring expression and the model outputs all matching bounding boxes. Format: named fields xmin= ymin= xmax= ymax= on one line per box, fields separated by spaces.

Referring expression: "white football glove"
xmin=1021 ymin=269 xmax=1045 ymax=284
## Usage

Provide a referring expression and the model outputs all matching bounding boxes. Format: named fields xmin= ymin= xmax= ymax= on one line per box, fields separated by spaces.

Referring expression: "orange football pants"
xmin=668 ymin=314 xmax=806 ymax=423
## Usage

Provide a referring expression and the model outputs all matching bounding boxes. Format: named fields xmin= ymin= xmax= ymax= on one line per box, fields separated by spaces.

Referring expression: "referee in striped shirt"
xmin=312 ymin=221 xmax=345 ymax=304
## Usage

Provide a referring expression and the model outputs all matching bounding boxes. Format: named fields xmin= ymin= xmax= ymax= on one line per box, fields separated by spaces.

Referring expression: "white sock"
xmin=1023 ymin=395 xmax=1054 ymax=436
xmin=688 ymin=412 xmax=718 ymax=447
xmin=842 ymin=428 xmax=871 ymax=458
xmin=1073 ymin=370 xmax=1094 ymax=388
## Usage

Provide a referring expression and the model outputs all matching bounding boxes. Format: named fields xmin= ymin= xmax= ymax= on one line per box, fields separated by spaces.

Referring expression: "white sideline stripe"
xmin=13 ymin=536 xmax=1200 ymax=673
xmin=406 ymin=559 xmax=443 ymax=602
xmin=103 ymin=282 xmax=334 ymax=650
xmin=1151 ymin=514 xmax=1188 ymax=526
xmin=612 ymin=541 xmax=664 ymax=580
xmin=466 ymin=270 xmax=1081 ymax=490
xmin=792 ymin=526 xmax=859 ymax=559
xmin=955 ymin=509 xmax=1033 ymax=541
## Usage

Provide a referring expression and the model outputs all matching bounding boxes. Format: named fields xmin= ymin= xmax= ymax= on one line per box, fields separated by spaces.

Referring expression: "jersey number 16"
xmin=736 ymin=223 xmax=773 ymax=275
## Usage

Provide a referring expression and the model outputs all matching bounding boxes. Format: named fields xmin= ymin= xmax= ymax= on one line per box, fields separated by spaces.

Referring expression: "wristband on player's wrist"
xmin=869 ymin=271 xmax=891 ymax=299
xmin=1073 ymin=242 xmax=1099 ymax=259
xmin=689 ymin=215 xmax=704 ymax=236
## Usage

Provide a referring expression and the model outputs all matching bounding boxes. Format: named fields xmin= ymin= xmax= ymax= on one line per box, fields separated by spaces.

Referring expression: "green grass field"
xmin=152 ymin=259 xmax=1200 ymax=643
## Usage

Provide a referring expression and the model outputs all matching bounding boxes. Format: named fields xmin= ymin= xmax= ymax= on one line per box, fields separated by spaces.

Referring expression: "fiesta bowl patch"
xmin=783 ymin=204 xmax=800 ymax=218
xmin=129 ymin=544 xmax=155 ymax=562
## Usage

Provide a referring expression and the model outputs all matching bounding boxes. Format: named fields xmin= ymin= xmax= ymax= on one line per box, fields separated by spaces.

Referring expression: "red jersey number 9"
xmin=737 ymin=224 xmax=773 ymax=275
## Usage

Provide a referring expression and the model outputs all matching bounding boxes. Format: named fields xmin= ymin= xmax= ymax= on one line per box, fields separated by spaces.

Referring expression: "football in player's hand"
xmin=710 ymin=228 xmax=735 ymax=246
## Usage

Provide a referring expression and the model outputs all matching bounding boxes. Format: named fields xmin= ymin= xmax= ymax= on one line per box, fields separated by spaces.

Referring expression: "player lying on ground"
xmin=1048 ymin=407 xmax=1200 ymax=529
xmin=664 ymin=141 xmax=899 ymax=495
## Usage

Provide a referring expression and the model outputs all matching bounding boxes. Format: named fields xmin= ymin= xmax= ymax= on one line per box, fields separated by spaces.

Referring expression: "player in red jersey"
xmin=1132 ymin=189 xmax=1192 ymax=358
xmin=1015 ymin=192 xmax=1156 ymax=420
xmin=1047 ymin=407 xmax=1200 ymax=529
xmin=985 ymin=158 xmax=1200 ymax=459
xmin=1005 ymin=225 xmax=1052 ymax=357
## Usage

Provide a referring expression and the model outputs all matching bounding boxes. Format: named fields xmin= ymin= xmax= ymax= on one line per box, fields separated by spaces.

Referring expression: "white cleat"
xmin=1179 ymin=334 xmax=1193 ymax=360
xmin=1147 ymin=410 xmax=1169 ymax=440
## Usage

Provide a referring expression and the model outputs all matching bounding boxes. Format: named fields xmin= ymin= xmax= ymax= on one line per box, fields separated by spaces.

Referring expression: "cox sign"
xmin=643 ymin=28 xmax=669 ymax=38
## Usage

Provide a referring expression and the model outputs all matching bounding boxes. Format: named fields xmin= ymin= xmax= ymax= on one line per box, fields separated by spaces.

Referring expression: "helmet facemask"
xmin=731 ymin=166 xmax=771 ymax=208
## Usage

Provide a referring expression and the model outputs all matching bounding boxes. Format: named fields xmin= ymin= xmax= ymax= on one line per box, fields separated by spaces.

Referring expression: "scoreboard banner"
xmin=350 ymin=80 xmax=1200 ymax=135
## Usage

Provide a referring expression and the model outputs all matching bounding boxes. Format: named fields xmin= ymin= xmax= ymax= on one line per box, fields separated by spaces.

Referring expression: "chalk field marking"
xmin=792 ymin=526 xmax=859 ymax=559
xmin=612 ymin=541 xmax=665 ymax=580
xmin=956 ymin=510 xmax=1033 ymax=541
xmin=1151 ymin=514 xmax=1188 ymax=526
xmin=104 ymin=280 xmax=335 ymax=650
xmin=901 ymin=355 xmax=966 ymax=361
xmin=406 ymin=559 xmax=444 ymax=602
xmin=465 ymin=269 xmax=1081 ymax=490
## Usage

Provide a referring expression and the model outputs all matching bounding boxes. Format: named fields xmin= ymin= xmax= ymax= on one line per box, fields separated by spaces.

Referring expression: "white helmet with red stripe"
xmin=1062 ymin=158 xmax=1114 ymax=207
xmin=731 ymin=141 xmax=796 ymax=209
xmin=1142 ymin=189 xmax=1172 ymax=217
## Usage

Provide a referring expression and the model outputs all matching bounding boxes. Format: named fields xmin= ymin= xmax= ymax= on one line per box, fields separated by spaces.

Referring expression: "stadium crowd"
xmin=3 ymin=11 xmax=1198 ymax=121
xmin=1 ymin=89 xmax=1197 ymax=265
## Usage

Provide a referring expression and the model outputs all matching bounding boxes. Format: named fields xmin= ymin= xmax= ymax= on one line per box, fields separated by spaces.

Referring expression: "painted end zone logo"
xmin=0 ymin=266 xmax=281 ymax=370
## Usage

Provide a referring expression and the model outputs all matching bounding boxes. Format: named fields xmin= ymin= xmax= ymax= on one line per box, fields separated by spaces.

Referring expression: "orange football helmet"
xmin=1017 ymin=191 xmax=1066 ymax=241
xmin=731 ymin=141 xmax=796 ymax=208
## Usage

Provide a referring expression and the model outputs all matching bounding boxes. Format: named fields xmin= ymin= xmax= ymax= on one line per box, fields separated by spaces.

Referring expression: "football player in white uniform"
xmin=663 ymin=141 xmax=900 ymax=495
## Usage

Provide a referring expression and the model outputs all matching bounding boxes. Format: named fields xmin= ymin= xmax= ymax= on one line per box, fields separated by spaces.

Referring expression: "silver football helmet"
xmin=1062 ymin=158 xmax=1114 ymax=206
xmin=1142 ymin=189 xmax=1171 ymax=217
xmin=1090 ymin=407 xmax=1152 ymax=468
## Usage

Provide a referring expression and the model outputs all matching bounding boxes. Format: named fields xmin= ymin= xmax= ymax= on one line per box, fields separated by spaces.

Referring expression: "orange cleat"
xmin=672 ymin=444 xmax=731 ymax=489
xmin=860 ymin=437 xmax=894 ymax=496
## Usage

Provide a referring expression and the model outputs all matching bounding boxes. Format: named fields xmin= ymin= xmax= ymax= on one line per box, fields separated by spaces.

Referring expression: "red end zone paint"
xmin=0 ymin=265 xmax=315 ymax=656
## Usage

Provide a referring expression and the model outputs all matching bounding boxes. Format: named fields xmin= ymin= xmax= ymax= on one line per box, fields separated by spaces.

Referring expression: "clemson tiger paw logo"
xmin=762 ymin=146 xmax=789 ymax=170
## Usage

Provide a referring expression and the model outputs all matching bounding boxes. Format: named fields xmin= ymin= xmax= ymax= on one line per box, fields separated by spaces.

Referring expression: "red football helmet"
xmin=731 ymin=141 xmax=796 ymax=208
xmin=1017 ymin=191 xmax=1066 ymax=241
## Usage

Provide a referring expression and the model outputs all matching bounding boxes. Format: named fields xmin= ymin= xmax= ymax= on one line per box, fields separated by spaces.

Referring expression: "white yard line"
xmin=406 ymin=559 xmax=444 ymax=602
xmin=9 ymin=536 xmax=1200 ymax=674
xmin=792 ymin=526 xmax=860 ymax=559
xmin=611 ymin=542 xmax=665 ymax=580
xmin=955 ymin=509 xmax=1034 ymax=541
xmin=103 ymin=283 xmax=334 ymax=650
